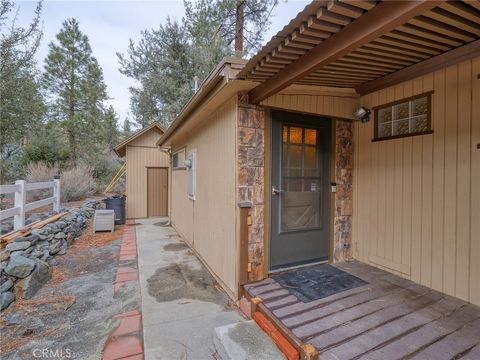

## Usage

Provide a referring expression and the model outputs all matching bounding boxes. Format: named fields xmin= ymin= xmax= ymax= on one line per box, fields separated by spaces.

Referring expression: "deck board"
xmin=245 ymin=261 xmax=480 ymax=360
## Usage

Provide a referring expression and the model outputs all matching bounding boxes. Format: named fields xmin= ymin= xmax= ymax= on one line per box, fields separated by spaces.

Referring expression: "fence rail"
xmin=0 ymin=179 xmax=60 ymax=230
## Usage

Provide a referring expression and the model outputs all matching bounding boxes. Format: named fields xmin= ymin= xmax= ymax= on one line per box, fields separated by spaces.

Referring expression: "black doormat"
xmin=272 ymin=264 xmax=368 ymax=303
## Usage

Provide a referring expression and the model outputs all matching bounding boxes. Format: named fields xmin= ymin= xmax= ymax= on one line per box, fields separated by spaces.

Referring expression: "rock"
xmin=24 ymin=247 xmax=34 ymax=254
xmin=25 ymin=234 xmax=39 ymax=245
xmin=13 ymin=236 xmax=29 ymax=242
xmin=56 ymin=221 xmax=66 ymax=229
xmin=0 ymin=261 xmax=7 ymax=272
xmin=21 ymin=260 xmax=51 ymax=299
xmin=27 ymin=213 xmax=43 ymax=223
xmin=49 ymin=242 xmax=61 ymax=255
xmin=0 ymin=222 xmax=13 ymax=234
xmin=0 ymin=249 xmax=9 ymax=262
xmin=5 ymin=241 xmax=31 ymax=252
xmin=57 ymin=243 xmax=68 ymax=256
xmin=54 ymin=232 xmax=66 ymax=239
xmin=47 ymin=258 xmax=58 ymax=266
xmin=0 ymin=279 xmax=13 ymax=293
xmin=0 ymin=292 xmax=14 ymax=310
xmin=5 ymin=255 xmax=36 ymax=278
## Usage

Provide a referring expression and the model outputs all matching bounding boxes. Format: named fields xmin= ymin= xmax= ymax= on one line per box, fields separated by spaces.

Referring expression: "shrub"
xmin=25 ymin=162 xmax=59 ymax=201
xmin=26 ymin=162 xmax=59 ymax=183
xmin=60 ymin=164 xmax=96 ymax=202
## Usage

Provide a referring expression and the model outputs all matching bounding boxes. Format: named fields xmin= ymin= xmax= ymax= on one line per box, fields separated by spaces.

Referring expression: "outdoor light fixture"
xmin=354 ymin=107 xmax=371 ymax=123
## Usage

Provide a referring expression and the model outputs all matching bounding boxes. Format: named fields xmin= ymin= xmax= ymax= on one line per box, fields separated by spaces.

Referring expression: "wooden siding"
xmin=126 ymin=128 xmax=169 ymax=219
xmin=354 ymin=57 xmax=480 ymax=306
xmin=170 ymin=96 xmax=238 ymax=298
xmin=261 ymin=93 xmax=358 ymax=120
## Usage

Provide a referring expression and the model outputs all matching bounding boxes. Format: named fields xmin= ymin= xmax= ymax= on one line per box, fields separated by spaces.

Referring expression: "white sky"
xmin=13 ymin=0 xmax=310 ymax=126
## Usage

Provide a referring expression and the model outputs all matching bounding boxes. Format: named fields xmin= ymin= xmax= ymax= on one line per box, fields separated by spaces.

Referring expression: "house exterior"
xmin=114 ymin=123 xmax=169 ymax=219
xmin=158 ymin=0 xmax=480 ymax=307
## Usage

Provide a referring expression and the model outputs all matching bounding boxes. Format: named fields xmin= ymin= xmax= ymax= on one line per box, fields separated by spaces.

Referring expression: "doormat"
xmin=272 ymin=264 xmax=368 ymax=303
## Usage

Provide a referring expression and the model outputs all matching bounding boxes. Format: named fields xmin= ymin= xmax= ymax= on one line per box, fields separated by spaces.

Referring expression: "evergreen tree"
xmin=122 ymin=118 xmax=132 ymax=138
xmin=43 ymin=18 xmax=108 ymax=166
xmin=0 ymin=0 xmax=44 ymax=182
xmin=118 ymin=0 xmax=277 ymax=129
xmin=118 ymin=18 xmax=193 ymax=128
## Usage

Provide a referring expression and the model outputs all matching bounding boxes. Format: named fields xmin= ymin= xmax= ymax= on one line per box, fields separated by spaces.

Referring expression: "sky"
xmin=12 ymin=0 xmax=310 ymax=126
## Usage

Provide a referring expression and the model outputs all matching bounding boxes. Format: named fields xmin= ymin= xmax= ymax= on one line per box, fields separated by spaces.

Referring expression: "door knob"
xmin=272 ymin=186 xmax=284 ymax=195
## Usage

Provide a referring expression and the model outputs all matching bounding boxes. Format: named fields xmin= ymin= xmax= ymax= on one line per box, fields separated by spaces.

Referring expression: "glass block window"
xmin=374 ymin=92 xmax=432 ymax=141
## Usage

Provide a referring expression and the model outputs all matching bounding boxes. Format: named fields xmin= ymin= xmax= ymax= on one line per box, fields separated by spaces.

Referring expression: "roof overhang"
xmin=114 ymin=122 xmax=166 ymax=157
xmin=156 ymin=57 xmax=252 ymax=147
xmin=238 ymin=0 xmax=480 ymax=104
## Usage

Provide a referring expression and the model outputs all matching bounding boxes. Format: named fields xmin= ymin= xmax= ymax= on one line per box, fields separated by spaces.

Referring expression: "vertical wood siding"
xmin=126 ymin=128 xmax=169 ymax=218
xmin=354 ymin=57 xmax=480 ymax=306
xmin=170 ymin=97 xmax=238 ymax=297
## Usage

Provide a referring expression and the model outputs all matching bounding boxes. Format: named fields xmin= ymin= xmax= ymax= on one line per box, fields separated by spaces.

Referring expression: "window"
xmin=172 ymin=148 xmax=186 ymax=170
xmin=186 ymin=151 xmax=196 ymax=200
xmin=373 ymin=92 xmax=433 ymax=141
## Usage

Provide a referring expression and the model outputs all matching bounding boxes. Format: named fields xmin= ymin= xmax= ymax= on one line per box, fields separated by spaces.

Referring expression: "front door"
xmin=270 ymin=111 xmax=331 ymax=270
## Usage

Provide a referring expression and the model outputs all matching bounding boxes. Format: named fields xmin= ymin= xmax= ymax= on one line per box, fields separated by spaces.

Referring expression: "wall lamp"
xmin=354 ymin=107 xmax=371 ymax=123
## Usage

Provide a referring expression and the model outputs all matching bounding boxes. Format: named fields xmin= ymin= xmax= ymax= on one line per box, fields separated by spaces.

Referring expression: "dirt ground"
xmin=0 ymin=221 xmax=139 ymax=360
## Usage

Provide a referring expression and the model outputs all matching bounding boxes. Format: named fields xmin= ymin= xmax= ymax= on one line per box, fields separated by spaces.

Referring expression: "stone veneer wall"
xmin=333 ymin=120 xmax=354 ymax=262
xmin=237 ymin=94 xmax=354 ymax=281
xmin=237 ymin=95 xmax=265 ymax=282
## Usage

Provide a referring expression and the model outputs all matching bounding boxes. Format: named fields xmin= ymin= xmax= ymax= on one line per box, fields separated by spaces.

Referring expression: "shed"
xmin=114 ymin=122 xmax=169 ymax=219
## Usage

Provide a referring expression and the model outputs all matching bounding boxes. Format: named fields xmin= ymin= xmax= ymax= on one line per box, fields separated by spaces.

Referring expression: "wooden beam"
xmin=356 ymin=39 xmax=480 ymax=95
xmin=248 ymin=0 xmax=442 ymax=104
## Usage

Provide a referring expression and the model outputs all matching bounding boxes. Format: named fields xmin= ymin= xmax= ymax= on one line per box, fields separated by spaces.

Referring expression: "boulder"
xmin=0 ymin=249 xmax=9 ymax=262
xmin=0 ymin=279 xmax=13 ymax=293
xmin=5 ymin=241 xmax=31 ymax=252
xmin=21 ymin=260 xmax=51 ymax=299
xmin=13 ymin=236 xmax=29 ymax=242
xmin=5 ymin=255 xmax=36 ymax=278
xmin=0 ymin=292 xmax=14 ymax=310
xmin=54 ymin=232 xmax=66 ymax=239
xmin=49 ymin=242 xmax=62 ymax=255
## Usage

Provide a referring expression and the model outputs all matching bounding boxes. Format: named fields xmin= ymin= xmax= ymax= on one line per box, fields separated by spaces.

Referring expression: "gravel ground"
xmin=0 ymin=224 xmax=139 ymax=360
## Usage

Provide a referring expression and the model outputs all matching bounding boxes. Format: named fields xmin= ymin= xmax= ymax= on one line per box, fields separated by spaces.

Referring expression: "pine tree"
xmin=0 ymin=0 xmax=44 ymax=182
xmin=43 ymin=18 xmax=108 ymax=166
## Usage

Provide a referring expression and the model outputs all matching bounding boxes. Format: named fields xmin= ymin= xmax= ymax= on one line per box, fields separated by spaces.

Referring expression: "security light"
xmin=354 ymin=107 xmax=371 ymax=123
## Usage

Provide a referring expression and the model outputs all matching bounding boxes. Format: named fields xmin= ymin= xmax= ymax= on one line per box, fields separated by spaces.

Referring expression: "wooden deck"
xmin=244 ymin=261 xmax=480 ymax=360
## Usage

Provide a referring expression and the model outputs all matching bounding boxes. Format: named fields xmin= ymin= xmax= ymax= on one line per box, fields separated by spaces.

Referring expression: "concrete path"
xmin=136 ymin=218 xmax=244 ymax=360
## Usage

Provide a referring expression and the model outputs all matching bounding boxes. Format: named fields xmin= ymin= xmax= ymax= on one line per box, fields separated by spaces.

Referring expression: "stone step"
xmin=213 ymin=320 xmax=285 ymax=360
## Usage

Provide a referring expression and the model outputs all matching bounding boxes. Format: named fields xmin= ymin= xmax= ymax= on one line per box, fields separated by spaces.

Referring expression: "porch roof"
xmin=238 ymin=0 xmax=480 ymax=103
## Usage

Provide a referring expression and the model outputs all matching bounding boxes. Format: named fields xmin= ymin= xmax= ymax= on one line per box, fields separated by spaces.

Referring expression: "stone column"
xmin=333 ymin=120 xmax=354 ymax=262
xmin=237 ymin=95 xmax=265 ymax=282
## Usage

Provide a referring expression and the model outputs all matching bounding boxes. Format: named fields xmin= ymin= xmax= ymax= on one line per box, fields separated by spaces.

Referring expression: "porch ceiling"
xmin=238 ymin=0 xmax=480 ymax=103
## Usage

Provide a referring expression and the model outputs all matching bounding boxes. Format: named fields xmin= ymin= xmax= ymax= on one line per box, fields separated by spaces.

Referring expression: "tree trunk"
xmin=235 ymin=0 xmax=245 ymax=57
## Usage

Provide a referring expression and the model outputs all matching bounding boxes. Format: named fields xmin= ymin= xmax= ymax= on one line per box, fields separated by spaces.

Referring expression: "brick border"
xmin=103 ymin=220 xmax=144 ymax=360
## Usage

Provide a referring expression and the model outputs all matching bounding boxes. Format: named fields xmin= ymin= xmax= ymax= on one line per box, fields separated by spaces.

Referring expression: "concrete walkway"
xmin=136 ymin=218 xmax=244 ymax=360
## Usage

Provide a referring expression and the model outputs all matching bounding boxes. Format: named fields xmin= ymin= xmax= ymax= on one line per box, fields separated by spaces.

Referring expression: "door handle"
xmin=272 ymin=186 xmax=284 ymax=195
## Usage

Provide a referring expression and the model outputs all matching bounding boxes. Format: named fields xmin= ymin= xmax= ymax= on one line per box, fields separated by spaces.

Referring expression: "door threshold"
xmin=268 ymin=260 xmax=328 ymax=275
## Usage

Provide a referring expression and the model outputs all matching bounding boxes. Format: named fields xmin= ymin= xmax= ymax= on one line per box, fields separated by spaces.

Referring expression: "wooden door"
xmin=147 ymin=167 xmax=168 ymax=217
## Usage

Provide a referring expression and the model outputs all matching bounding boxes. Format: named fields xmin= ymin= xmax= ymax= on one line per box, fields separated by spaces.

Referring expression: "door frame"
xmin=263 ymin=109 xmax=337 ymax=274
xmin=146 ymin=166 xmax=169 ymax=217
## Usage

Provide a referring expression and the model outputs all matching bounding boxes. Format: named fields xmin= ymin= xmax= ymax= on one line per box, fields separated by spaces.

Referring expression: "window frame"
xmin=187 ymin=150 xmax=196 ymax=200
xmin=172 ymin=147 xmax=186 ymax=170
xmin=372 ymin=91 xmax=434 ymax=142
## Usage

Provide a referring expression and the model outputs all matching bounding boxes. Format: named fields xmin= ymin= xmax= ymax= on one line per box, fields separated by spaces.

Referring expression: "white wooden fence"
xmin=0 ymin=179 xmax=61 ymax=230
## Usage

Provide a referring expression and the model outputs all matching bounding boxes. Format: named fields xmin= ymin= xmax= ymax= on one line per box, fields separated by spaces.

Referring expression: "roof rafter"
xmin=248 ymin=0 xmax=443 ymax=104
